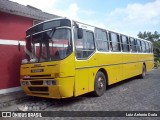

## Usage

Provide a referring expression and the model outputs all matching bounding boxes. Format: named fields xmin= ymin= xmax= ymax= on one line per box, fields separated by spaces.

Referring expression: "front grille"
xmin=23 ymin=74 xmax=52 ymax=80
xmin=30 ymin=75 xmax=51 ymax=78
xmin=28 ymin=87 xmax=48 ymax=92
xmin=32 ymin=92 xmax=49 ymax=96
xmin=30 ymin=81 xmax=43 ymax=85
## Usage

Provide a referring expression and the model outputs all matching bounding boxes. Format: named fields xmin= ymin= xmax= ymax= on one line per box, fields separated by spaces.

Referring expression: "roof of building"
xmin=0 ymin=0 xmax=60 ymax=20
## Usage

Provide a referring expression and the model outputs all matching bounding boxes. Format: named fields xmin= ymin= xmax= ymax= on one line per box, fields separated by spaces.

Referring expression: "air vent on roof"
xmin=26 ymin=5 xmax=42 ymax=11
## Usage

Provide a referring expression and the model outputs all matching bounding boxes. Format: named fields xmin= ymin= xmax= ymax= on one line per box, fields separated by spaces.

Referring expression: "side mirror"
xmin=18 ymin=41 xmax=21 ymax=51
xmin=77 ymin=28 xmax=83 ymax=39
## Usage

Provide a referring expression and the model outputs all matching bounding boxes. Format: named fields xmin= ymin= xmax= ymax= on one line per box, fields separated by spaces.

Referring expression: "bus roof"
xmin=26 ymin=18 xmax=152 ymax=43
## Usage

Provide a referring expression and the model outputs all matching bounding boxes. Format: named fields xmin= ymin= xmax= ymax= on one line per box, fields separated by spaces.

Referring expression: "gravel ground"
xmin=1 ymin=68 xmax=160 ymax=120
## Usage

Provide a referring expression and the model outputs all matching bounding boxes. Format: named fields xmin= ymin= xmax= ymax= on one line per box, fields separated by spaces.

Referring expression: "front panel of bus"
xmin=20 ymin=19 xmax=75 ymax=98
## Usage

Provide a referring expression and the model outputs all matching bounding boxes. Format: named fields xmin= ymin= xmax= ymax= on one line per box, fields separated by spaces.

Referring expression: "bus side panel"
xmin=123 ymin=53 xmax=147 ymax=80
xmin=75 ymin=68 xmax=89 ymax=96
xmin=108 ymin=54 xmax=123 ymax=84
xmin=146 ymin=54 xmax=154 ymax=72
xmin=74 ymin=57 xmax=91 ymax=96
xmin=137 ymin=53 xmax=154 ymax=74
xmin=146 ymin=61 xmax=154 ymax=72
xmin=74 ymin=54 xmax=98 ymax=96
xmin=97 ymin=53 xmax=123 ymax=85
xmin=88 ymin=54 xmax=99 ymax=92
xmin=88 ymin=67 xmax=99 ymax=92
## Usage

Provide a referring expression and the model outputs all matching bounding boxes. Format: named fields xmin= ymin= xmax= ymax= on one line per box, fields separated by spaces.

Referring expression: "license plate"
xmin=31 ymin=69 xmax=43 ymax=73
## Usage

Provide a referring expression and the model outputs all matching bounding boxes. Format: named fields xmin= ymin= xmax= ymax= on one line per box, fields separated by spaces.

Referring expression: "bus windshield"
xmin=23 ymin=28 xmax=72 ymax=63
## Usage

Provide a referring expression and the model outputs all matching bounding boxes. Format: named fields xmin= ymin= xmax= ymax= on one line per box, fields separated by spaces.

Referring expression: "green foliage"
xmin=137 ymin=31 xmax=160 ymax=42
xmin=155 ymin=60 xmax=159 ymax=69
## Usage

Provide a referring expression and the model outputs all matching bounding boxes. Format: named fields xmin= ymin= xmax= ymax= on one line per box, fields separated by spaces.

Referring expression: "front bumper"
xmin=21 ymin=77 xmax=74 ymax=99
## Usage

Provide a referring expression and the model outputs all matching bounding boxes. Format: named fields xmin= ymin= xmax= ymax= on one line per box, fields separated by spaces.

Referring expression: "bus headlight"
xmin=22 ymin=59 xmax=28 ymax=64
xmin=43 ymin=80 xmax=56 ymax=86
xmin=21 ymin=81 xmax=29 ymax=86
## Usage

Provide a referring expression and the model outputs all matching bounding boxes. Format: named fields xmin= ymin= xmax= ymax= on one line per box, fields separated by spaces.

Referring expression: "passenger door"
xmin=74 ymin=29 xmax=96 ymax=96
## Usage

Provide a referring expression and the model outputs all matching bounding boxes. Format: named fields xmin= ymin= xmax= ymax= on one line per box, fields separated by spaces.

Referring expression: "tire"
xmin=93 ymin=71 xmax=106 ymax=97
xmin=139 ymin=64 xmax=146 ymax=79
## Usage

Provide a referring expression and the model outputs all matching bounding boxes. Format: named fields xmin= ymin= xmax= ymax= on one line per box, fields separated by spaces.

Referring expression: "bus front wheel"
xmin=93 ymin=71 xmax=106 ymax=97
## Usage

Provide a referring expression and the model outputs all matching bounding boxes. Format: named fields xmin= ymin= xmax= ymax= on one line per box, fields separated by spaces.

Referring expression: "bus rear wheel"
xmin=93 ymin=71 xmax=106 ymax=97
xmin=139 ymin=65 xmax=146 ymax=79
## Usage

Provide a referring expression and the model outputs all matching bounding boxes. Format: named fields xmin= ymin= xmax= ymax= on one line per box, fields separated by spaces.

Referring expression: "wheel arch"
xmin=98 ymin=68 xmax=109 ymax=86
xmin=143 ymin=62 xmax=147 ymax=71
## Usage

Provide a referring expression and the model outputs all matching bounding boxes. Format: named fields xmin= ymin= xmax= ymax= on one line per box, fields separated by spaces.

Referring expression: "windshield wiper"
xmin=38 ymin=28 xmax=56 ymax=62
xmin=24 ymin=35 xmax=38 ymax=63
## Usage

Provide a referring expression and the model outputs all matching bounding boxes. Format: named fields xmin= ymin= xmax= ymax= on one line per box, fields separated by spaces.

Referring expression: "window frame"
xmin=120 ymin=35 xmax=130 ymax=52
xmin=129 ymin=37 xmax=137 ymax=53
xmin=95 ymin=28 xmax=109 ymax=52
xmin=109 ymin=32 xmax=121 ymax=52
xmin=137 ymin=39 xmax=142 ymax=53
xmin=141 ymin=40 xmax=146 ymax=53
xmin=75 ymin=29 xmax=96 ymax=60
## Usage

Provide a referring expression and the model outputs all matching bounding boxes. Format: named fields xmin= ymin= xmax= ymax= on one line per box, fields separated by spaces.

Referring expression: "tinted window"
xmin=43 ymin=20 xmax=60 ymax=30
xmin=26 ymin=19 xmax=71 ymax=36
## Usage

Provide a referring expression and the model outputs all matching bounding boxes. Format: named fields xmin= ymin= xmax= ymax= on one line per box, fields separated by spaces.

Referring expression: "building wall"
xmin=0 ymin=12 xmax=33 ymax=93
xmin=0 ymin=44 xmax=24 ymax=89
xmin=0 ymin=12 xmax=33 ymax=40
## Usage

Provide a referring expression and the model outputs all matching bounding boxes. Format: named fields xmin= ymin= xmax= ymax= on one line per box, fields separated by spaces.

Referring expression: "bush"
xmin=155 ymin=60 xmax=159 ymax=69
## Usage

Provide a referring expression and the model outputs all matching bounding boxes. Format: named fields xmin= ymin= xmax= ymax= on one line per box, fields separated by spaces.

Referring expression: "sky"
xmin=10 ymin=0 xmax=160 ymax=37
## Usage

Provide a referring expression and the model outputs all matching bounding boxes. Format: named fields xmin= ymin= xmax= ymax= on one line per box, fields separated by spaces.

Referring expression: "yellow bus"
xmin=20 ymin=18 xmax=154 ymax=99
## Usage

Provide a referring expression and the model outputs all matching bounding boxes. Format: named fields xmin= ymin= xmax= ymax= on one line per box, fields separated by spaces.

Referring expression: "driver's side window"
xmin=75 ymin=29 xmax=95 ymax=59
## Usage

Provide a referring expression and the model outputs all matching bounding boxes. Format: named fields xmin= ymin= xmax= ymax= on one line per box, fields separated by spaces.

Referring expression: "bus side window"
xmin=95 ymin=28 xmax=109 ymax=51
xmin=109 ymin=32 xmax=121 ymax=52
xmin=149 ymin=42 xmax=151 ymax=53
xmin=121 ymin=35 xmax=129 ymax=52
xmin=137 ymin=39 xmax=142 ymax=53
xmin=75 ymin=29 xmax=95 ymax=59
xmin=149 ymin=43 xmax=152 ymax=53
xmin=135 ymin=39 xmax=138 ymax=52
xmin=151 ymin=43 xmax=153 ymax=53
xmin=85 ymin=31 xmax=95 ymax=50
xmin=141 ymin=41 xmax=146 ymax=53
xmin=75 ymin=29 xmax=84 ymax=58
xmin=129 ymin=38 xmax=137 ymax=52
xmin=146 ymin=42 xmax=150 ymax=53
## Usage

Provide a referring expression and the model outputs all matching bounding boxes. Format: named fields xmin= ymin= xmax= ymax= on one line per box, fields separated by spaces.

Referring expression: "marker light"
xmin=43 ymin=80 xmax=56 ymax=86
xmin=21 ymin=81 xmax=29 ymax=86
xmin=22 ymin=59 xmax=28 ymax=64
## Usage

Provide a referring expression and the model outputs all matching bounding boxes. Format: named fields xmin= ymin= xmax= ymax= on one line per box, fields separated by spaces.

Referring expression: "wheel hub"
xmin=98 ymin=77 xmax=104 ymax=89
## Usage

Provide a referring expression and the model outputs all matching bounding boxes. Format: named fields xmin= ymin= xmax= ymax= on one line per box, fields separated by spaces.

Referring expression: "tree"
xmin=153 ymin=41 xmax=160 ymax=58
xmin=153 ymin=31 xmax=159 ymax=41
xmin=137 ymin=31 xmax=160 ymax=42
xmin=138 ymin=32 xmax=144 ymax=39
